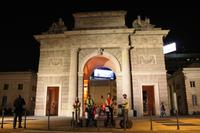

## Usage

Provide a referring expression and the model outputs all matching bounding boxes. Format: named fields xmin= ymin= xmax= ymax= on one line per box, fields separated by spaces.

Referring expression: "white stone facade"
xmin=34 ymin=11 xmax=169 ymax=117
xmin=0 ymin=71 xmax=37 ymax=115
xmin=168 ymin=67 xmax=200 ymax=115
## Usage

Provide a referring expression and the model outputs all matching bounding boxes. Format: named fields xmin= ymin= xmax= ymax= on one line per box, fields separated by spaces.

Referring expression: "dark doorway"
xmin=46 ymin=87 xmax=59 ymax=116
xmin=142 ymin=86 xmax=155 ymax=116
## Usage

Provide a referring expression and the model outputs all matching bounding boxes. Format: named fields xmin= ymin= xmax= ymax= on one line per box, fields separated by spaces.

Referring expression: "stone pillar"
xmin=78 ymin=72 xmax=83 ymax=116
xmin=121 ymin=47 xmax=132 ymax=109
xmin=68 ymin=47 xmax=79 ymax=114
xmin=116 ymin=73 xmax=122 ymax=104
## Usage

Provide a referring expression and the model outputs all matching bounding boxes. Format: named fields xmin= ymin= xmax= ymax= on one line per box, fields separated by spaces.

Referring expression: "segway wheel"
xmin=119 ymin=119 xmax=133 ymax=129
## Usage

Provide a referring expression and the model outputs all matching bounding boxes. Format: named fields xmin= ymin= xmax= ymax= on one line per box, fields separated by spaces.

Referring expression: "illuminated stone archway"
xmin=83 ymin=56 xmax=116 ymax=80
xmin=78 ymin=51 xmax=122 ymax=115
xmin=34 ymin=11 xmax=170 ymax=117
xmin=80 ymin=51 xmax=121 ymax=74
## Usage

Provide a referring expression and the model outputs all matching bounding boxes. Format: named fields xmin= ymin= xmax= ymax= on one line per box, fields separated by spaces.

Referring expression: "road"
xmin=0 ymin=116 xmax=200 ymax=132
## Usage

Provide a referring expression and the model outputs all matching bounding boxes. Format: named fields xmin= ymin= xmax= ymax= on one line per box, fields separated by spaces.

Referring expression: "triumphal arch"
xmin=34 ymin=11 xmax=169 ymax=117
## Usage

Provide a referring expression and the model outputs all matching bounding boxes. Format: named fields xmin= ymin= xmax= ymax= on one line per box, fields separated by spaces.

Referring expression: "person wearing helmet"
xmin=121 ymin=93 xmax=129 ymax=129
xmin=105 ymin=93 xmax=114 ymax=127
xmin=73 ymin=97 xmax=81 ymax=123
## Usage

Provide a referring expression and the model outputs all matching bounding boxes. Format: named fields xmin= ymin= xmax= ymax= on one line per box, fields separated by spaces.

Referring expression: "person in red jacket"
xmin=105 ymin=93 xmax=114 ymax=127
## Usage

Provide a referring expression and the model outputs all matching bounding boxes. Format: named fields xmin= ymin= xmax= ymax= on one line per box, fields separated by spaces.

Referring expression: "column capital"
xmin=78 ymin=72 xmax=84 ymax=76
xmin=71 ymin=47 xmax=80 ymax=55
xmin=71 ymin=46 xmax=80 ymax=50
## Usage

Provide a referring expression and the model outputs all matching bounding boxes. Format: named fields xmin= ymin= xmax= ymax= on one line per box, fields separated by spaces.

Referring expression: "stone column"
xmin=78 ymin=72 xmax=83 ymax=116
xmin=68 ymin=47 xmax=79 ymax=113
xmin=122 ymin=47 xmax=132 ymax=109
xmin=116 ymin=73 xmax=122 ymax=104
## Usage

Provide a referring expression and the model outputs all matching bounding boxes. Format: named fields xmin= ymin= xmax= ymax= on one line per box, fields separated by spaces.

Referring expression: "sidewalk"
xmin=0 ymin=116 xmax=200 ymax=132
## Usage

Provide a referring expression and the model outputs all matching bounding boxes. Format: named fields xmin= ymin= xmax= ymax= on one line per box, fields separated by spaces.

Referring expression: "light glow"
xmin=94 ymin=69 xmax=114 ymax=79
xmin=163 ymin=42 xmax=176 ymax=54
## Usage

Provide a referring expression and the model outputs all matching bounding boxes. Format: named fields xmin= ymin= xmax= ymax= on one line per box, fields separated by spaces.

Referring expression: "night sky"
xmin=1 ymin=1 xmax=200 ymax=72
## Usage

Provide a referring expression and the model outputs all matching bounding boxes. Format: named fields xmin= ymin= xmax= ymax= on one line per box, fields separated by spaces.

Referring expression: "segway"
xmin=117 ymin=104 xmax=133 ymax=129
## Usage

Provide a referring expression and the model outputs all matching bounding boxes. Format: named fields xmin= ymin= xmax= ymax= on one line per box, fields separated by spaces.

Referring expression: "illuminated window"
xmin=3 ymin=84 xmax=9 ymax=90
xmin=192 ymin=95 xmax=197 ymax=106
xmin=190 ymin=81 xmax=196 ymax=87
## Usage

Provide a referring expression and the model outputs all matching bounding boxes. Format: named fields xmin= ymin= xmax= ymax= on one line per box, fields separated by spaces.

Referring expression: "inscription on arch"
xmin=139 ymin=55 xmax=156 ymax=64
xmin=48 ymin=57 xmax=64 ymax=66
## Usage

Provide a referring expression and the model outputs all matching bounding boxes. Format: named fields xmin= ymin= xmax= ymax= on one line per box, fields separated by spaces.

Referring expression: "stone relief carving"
xmin=139 ymin=55 xmax=156 ymax=64
xmin=132 ymin=15 xmax=155 ymax=30
xmin=48 ymin=57 xmax=63 ymax=66
xmin=97 ymin=48 xmax=104 ymax=55
xmin=106 ymin=49 xmax=122 ymax=66
xmin=43 ymin=18 xmax=67 ymax=34
xmin=71 ymin=47 xmax=80 ymax=55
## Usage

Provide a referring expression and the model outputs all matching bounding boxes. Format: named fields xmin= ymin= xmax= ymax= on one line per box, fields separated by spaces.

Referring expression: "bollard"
xmin=150 ymin=111 xmax=153 ymax=130
xmin=1 ymin=109 xmax=4 ymax=128
xmin=72 ymin=111 xmax=75 ymax=128
xmin=176 ymin=110 xmax=180 ymax=130
xmin=48 ymin=109 xmax=50 ymax=130
xmin=24 ymin=110 xmax=27 ymax=129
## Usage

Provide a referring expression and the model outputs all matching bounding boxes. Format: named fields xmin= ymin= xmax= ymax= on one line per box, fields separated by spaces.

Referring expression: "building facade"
xmin=168 ymin=66 xmax=200 ymax=115
xmin=34 ymin=11 xmax=169 ymax=117
xmin=0 ymin=71 xmax=37 ymax=115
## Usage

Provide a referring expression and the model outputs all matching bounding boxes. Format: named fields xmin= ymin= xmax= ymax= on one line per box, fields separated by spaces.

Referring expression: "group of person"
xmin=11 ymin=93 xmax=167 ymax=129
xmin=73 ymin=93 xmax=129 ymax=127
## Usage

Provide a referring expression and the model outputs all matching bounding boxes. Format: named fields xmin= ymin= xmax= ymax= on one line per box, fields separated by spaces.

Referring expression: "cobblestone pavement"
xmin=0 ymin=116 xmax=200 ymax=132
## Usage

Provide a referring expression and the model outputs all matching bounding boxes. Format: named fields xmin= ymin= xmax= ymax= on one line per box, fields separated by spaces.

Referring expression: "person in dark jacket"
xmin=13 ymin=95 xmax=26 ymax=128
xmin=160 ymin=102 xmax=166 ymax=118
xmin=105 ymin=93 xmax=114 ymax=127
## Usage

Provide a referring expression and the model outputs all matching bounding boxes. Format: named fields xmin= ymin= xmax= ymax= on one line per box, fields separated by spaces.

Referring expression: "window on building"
xmin=18 ymin=84 xmax=23 ymax=90
xmin=192 ymin=95 xmax=197 ymax=106
xmin=190 ymin=81 xmax=196 ymax=87
xmin=3 ymin=84 xmax=9 ymax=90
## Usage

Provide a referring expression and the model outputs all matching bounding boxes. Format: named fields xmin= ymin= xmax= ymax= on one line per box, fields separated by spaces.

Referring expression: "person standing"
xmin=13 ymin=95 xmax=26 ymax=129
xmin=100 ymin=95 xmax=105 ymax=116
xmin=86 ymin=94 xmax=95 ymax=127
xmin=73 ymin=97 xmax=81 ymax=123
xmin=121 ymin=93 xmax=129 ymax=129
xmin=51 ymin=101 xmax=56 ymax=115
xmin=160 ymin=102 xmax=166 ymax=118
xmin=105 ymin=93 xmax=114 ymax=127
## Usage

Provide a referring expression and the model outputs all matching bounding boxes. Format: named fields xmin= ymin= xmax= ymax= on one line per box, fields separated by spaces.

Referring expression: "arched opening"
xmin=83 ymin=55 xmax=118 ymax=115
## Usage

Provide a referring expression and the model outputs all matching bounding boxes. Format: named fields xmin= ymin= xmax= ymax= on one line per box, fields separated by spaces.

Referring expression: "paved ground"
xmin=0 ymin=116 xmax=200 ymax=132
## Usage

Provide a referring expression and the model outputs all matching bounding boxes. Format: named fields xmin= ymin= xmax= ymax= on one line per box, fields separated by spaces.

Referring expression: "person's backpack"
xmin=87 ymin=99 xmax=94 ymax=108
